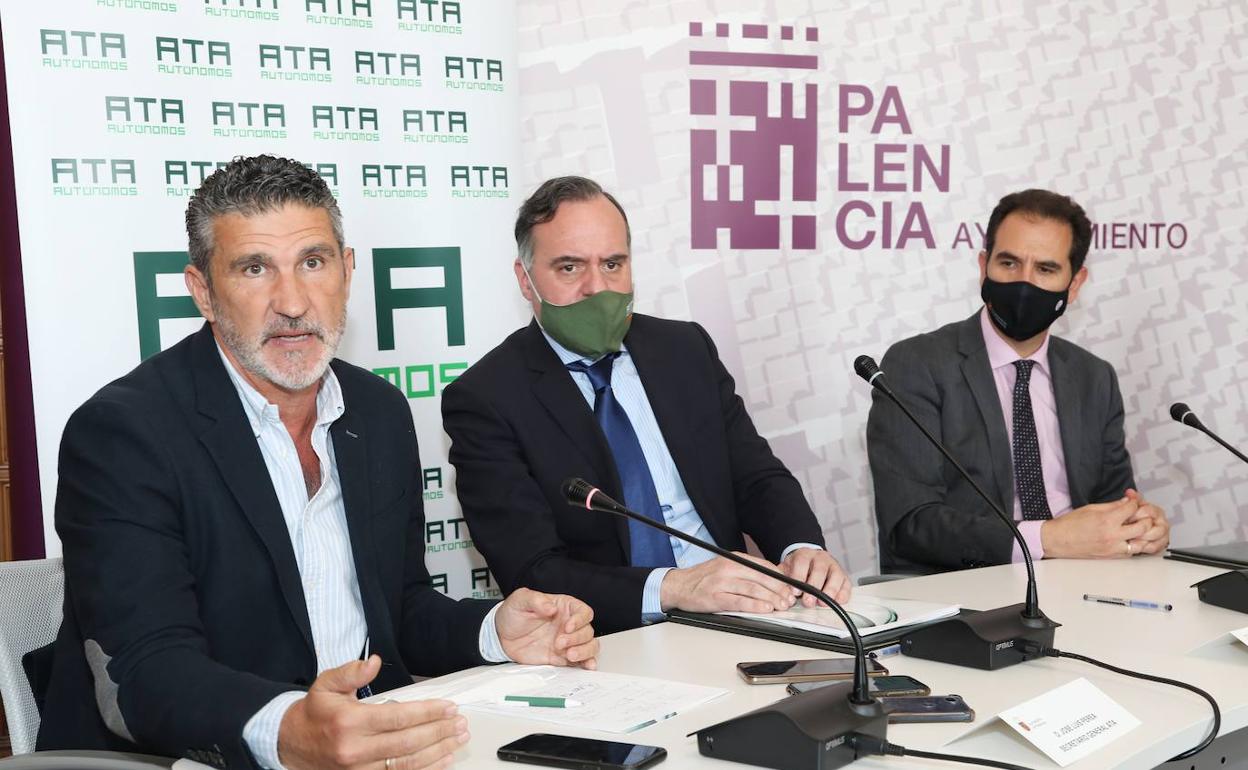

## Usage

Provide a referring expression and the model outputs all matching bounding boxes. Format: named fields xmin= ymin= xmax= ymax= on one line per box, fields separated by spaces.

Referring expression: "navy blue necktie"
xmin=1012 ymin=360 xmax=1052 ymax=521
xmin=566 ymin=355 xmax=676 ymax=567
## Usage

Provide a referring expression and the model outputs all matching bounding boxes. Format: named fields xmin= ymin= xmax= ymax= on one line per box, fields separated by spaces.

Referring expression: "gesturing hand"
xmin=496 ymin=588 xmax=599 ymax=670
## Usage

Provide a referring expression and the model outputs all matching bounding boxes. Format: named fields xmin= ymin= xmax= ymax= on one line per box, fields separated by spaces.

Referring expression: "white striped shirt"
xmin=220 ymin=347 xmax=505 ymax=769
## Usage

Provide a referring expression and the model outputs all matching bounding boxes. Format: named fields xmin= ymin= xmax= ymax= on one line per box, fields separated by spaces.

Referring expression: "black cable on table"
xmin=849 ymin=733 xmax=1034 ymax=770
xmin=1036 ymin=646 xmax=1220 ymax=761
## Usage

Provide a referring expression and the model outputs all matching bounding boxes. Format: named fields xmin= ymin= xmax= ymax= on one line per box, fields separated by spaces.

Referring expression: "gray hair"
xmin=514 ymin=176 xmax=631 ymax=270
xmin=186 ymin=155 xmax=344 ymax=281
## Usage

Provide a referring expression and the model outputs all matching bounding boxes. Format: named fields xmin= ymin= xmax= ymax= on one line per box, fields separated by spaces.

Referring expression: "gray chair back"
xmin=0 ymin=558 xmax=64 ymax=755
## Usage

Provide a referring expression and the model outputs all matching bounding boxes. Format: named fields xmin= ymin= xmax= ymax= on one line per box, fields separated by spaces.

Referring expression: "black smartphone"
xmin=869 ymin=674 xmax=930 ymax=696
xmin=498 ymin=733 xmax=667 ymax=769
xmin=877 ymin=694 xmax=975 ymax=723
xmin=736 ymin=657 xmax=888 ymax=684
xmin=787 ymin=673 xmax=928 ymax=697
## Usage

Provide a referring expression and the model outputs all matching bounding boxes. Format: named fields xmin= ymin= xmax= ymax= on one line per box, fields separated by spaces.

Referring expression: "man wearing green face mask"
xmin=443 ymin=176 xmax=849 ymax=634
xmin=867 ymin=189 xmax=1170 ymax=576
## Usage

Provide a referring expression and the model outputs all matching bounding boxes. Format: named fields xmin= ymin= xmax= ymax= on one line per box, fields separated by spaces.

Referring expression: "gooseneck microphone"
xmin=562 ymin=477 xmax=889 ymax=769
xmin=562 ymin=477 xmax=873 ymax=701
xmin=1171 ymin=402 xmax=1248 ymax=616
xmin=854 ymin=355 xmax=1058 ymax=670
xmin=1170 ymin=402 xmax=1248 ymax=465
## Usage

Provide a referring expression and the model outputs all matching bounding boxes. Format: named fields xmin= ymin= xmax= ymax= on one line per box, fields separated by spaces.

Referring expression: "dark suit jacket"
xmin=441 ymin=314 xmax=824 ymax=635
xmin=867 ymin=313 xmax=1136 ymax=574
xmin=37 ymin=325 xmax=495 ymax=768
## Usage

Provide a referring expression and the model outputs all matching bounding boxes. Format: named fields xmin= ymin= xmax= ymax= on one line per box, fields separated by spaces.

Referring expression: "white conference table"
xmin=439 ymin=556 xmax=1248 ymax=769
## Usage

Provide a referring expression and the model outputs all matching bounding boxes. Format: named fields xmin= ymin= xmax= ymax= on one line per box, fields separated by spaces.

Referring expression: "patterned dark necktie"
xmin=1012 ymin=359 xmax=1052 ymax=520
xmin=565 ymin=355 xmax=676 ymax=567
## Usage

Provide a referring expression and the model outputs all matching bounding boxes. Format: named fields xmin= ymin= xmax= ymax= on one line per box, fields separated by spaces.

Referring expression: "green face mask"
xmin=525 ymin=267 xmax=633 ymax=358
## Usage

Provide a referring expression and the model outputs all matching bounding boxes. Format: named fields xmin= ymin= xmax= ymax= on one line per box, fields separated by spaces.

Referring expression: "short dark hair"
xmin=984 ymin=189 xmax=1092 ymax=274
xmin=514 ymin=176 xmax=631 ymax=269
xmin=186 ymin=155 xmax=343 ymax=281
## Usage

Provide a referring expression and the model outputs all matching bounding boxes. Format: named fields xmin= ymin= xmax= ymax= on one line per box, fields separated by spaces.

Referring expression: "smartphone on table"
xmin=787 ymin=673 xmax=928 ymax=697
xmin=877 ymin=694 xmax=975 ymax=723
xmin=498 ymin=733 xmax=667 ymax=769
xmin=736 ymin=657 xmax=888 ymax=684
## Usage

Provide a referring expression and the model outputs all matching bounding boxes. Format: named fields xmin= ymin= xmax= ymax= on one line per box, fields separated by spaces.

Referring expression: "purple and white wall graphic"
xmin=518 ymin=1 xmax=1246 ymax=575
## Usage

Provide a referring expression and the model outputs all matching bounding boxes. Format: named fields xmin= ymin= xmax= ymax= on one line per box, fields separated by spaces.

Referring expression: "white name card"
xmin=999 ymin=678 xmax=1140 ymax=767
xmin=1231 ymin=626 xmax=1248 ymax=647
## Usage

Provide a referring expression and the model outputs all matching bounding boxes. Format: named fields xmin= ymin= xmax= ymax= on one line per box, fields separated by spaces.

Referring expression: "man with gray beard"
xmin=37 ymin=155 xmax=599 ymax=770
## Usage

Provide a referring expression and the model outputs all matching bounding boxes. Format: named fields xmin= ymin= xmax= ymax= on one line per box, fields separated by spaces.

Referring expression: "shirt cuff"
xmin=479 ymin=601 xmax=512 ymax=663
xmin=641 ymin=567 xmax=674 ymax=623
xmin=1012 ymin=521 xmax=1046 ymax=563
xmin=780 ymin=543 xmax=824 ymax=561
xmin=242 ymin=690 xmax=305 ymax=770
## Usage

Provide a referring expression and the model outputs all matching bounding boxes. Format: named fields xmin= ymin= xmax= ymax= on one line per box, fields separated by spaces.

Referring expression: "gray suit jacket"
xmin=866 ymin=312 xmax=1136 ymax=574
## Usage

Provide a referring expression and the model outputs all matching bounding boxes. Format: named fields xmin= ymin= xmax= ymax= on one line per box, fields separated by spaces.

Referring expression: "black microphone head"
xmin=853 ymin=355 xmax=880 ymax=383
xmin=561 ymin=477 xmax=595 ymax=505
xmin=1170 ymin=402 xmax=1191 ymax=424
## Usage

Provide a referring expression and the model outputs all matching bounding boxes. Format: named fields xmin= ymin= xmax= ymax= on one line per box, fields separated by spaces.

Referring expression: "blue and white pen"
xmin=1082 ymin=593 xmax=1172 ymax=612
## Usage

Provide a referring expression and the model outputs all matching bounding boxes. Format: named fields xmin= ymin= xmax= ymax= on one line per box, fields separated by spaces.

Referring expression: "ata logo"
xmin=163 ymin=159 xmax=229 ymax=197
xmin=450 ymin=165 xmax=507 ymax=198
xmin=372 ymin=246 xmax=464 ymax=349
xmin=259 ymin=44 xmax=332 ymax=82
xmin=425 ymin=517 xmax=473 ymax=553
xmin=155 ymin=37 xmax=232 ymax=78
xmin=40 ymin=29 xmax=128 ymax=71
xmin=306 ymin=0 xmax=373 ymax=28
xmin=403 ymin=109 xmax=467 ymax=144
xmin=361 ymin=164 xmax=427 ymax=198
xmin=397 ymin=0 xmax=461 ymax=35
xmin=51 ymin=158 xmax=137 ymax=198
xmin=105 ymin=96 xmax=186 ymax=137
xmin=468 ymin=568 xmax=501 ymax=600
xmin=211 ymin=101 xmax=287 ymax=139
xmin=355 ymin=50 xmax=422 ymax=87
xmin=443 ymin=56 xmax=502 ymax=92
xmin=312 ymin=105 xmax=380 ymax=142
xmin=429 ymin=568 xmax=501 ymax=600
xmin=203 ymin=0 xmax=280 ymax=22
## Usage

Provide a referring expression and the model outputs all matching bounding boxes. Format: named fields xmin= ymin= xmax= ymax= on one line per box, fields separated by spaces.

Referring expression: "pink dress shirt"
xmin=979 ymin=307 xmax=1072 ymax=562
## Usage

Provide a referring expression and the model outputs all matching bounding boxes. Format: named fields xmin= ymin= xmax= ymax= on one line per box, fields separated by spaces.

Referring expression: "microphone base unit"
xmin=900 ymin=603 xmax=1060 ymax=670
xmin=696 ymin=681 xmax=888 ymax=770
xmin=1193 ymin=570 xmax=1248 ymax=614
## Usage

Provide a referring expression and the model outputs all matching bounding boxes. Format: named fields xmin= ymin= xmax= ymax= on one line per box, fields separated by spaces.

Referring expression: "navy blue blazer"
xmin=442 ymin=314 xmax=825 ymax=635
xmin=37 ymin=324 xmax=495 ymax=768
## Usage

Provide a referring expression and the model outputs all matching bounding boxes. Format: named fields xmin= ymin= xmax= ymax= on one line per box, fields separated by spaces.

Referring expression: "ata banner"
xmin=1 ymin=0 xmax=525 ymax=600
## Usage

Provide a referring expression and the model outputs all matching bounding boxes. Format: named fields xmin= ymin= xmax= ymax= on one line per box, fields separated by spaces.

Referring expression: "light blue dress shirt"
xmin=542 ymin=332 xmax=818 ymax=620
xmin=216 ymin=347 xmax=508 ymax=769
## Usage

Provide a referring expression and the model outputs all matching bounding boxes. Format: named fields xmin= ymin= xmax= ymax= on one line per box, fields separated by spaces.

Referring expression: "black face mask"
xmin=981 ymin=277 xmax=1069 ymax=341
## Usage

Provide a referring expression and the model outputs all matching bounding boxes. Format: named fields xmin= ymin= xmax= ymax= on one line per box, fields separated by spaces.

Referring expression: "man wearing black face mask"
xmin=867 ymin=189 xmax=1170 ymax=575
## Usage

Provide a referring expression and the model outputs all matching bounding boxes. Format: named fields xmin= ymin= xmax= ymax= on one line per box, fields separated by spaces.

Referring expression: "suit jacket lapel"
xmin=521 ymin=322 xmax=629 ymax=551
xmin=1047 ymin=341 xmax=1085 ymax=506
xmin=190 ymin=327 xmax=315 ymax=656
xmin=957 ymin=314 xmax=1014 ymax=513
xmin=625 ymin=318 xmax=733 ymax=550
xmin=329 ymin=398 xmax=392 ymax=642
